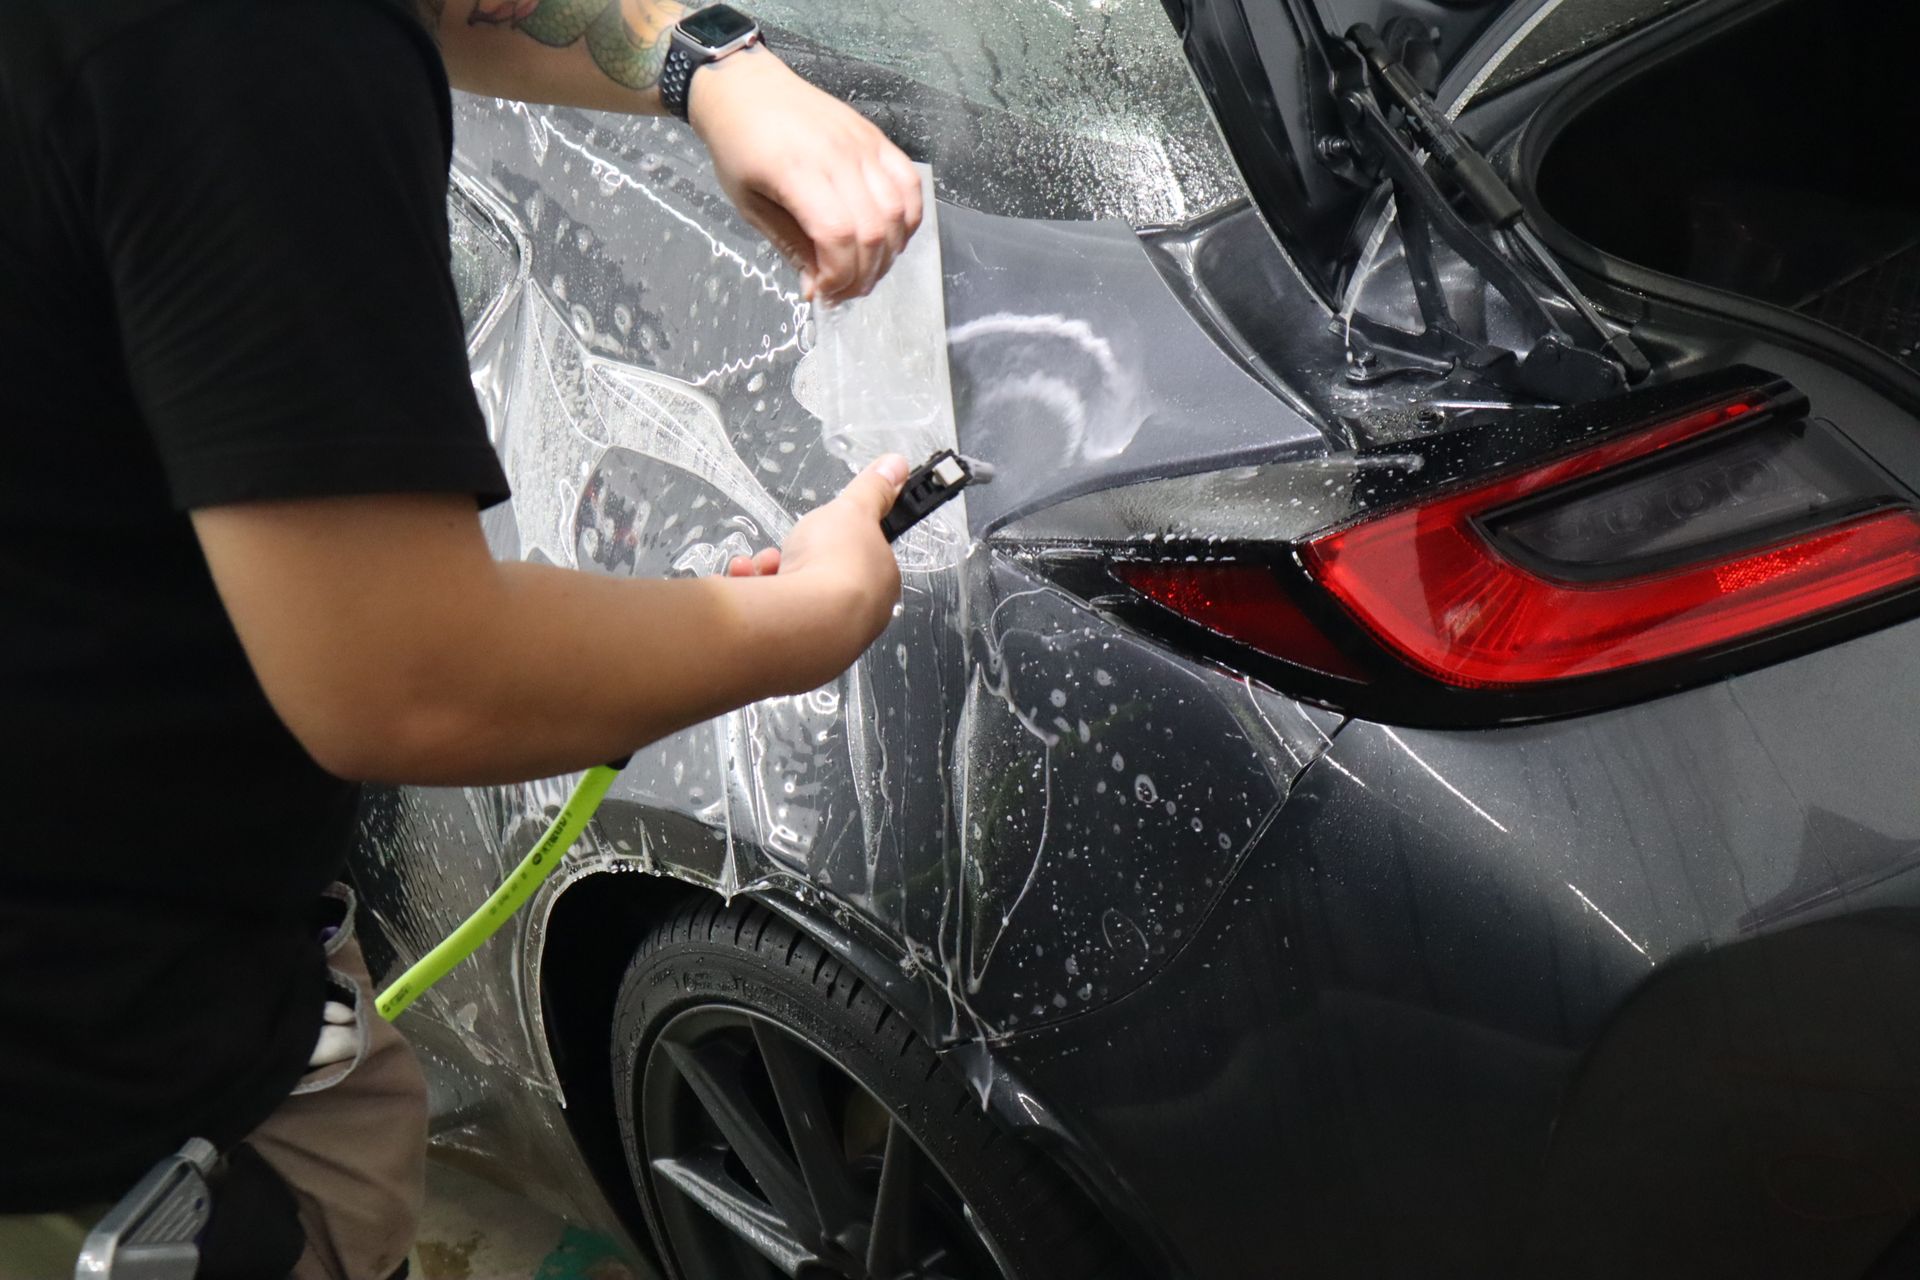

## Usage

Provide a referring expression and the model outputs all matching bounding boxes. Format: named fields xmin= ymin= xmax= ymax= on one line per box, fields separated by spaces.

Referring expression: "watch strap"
xmin=660 ymin=39 xmax=698 ymax=122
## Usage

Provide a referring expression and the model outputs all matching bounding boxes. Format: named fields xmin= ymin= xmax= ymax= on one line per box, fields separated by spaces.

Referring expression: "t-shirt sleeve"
xmin=63 ymin=0 xmax=509 ymax=510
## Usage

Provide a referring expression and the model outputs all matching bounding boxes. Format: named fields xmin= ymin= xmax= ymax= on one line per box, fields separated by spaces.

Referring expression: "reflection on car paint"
xmin=986 ymin=613 xmax=1920 ymax=1276
xmin=940 ymin=205 xmax=1327 ymax=531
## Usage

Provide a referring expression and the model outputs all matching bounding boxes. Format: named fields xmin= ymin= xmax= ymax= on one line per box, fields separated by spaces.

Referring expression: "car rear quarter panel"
xmin=997 ymin=615 xmax=1920 ymax=1278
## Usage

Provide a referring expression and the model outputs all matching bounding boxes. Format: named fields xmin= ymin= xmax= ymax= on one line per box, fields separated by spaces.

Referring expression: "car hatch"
xmin=1164 ymin=0 xmax=1667 ymax=405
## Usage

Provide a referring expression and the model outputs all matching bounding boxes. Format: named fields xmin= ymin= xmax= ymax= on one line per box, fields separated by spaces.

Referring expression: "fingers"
xmin=778 ymin=170 xmax=859 ymax=303
xmin=754 ymin=158 xmax=854 ymax=300
xmin=860 ymin=156 xmax=910 ymax=260
xmin=701 ymin=59 xmax=921 ymax=302
xmin=824 ymin=164 xmax=890 ymax=302
xmin=725 ymin=547 xmax=784 ymax=577
xmin=804 ymin=132 xmax=914 ymax=303
xmin=875 ymin=143 xmax=924 ymax=242
xmin=819 ymin=139 xmax=918 ymax=300
xmin=832 ymin=453 xmax=911 ymax=522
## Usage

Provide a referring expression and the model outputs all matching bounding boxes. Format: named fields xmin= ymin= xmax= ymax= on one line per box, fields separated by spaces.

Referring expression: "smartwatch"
xmin=660 ymin=5 xmax=764 ymax=123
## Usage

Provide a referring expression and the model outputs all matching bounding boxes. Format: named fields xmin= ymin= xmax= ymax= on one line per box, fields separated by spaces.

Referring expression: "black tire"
xmin=610 ymin=896 xmax=1133 ymax=1280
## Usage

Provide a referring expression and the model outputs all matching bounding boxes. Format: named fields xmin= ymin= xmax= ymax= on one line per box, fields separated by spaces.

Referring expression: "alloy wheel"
xmin=639 ymin=1005 xmax=1012 ymax=1280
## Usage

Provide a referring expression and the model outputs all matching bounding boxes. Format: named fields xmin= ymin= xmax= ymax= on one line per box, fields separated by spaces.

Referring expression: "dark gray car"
xmin=352 ymin=0 xmax=1920 ymax=1275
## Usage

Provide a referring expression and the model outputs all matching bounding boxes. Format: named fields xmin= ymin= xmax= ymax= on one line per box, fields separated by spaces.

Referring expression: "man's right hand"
xmin=728 ymin=454 xmax=909 ymax=688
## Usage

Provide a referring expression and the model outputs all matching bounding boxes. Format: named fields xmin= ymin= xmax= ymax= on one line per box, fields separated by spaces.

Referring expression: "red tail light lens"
xmin=1113 ymin=562 xmax=1369 ymax=680
xmin=1303 ymin=400 xmax=1920 ymax=687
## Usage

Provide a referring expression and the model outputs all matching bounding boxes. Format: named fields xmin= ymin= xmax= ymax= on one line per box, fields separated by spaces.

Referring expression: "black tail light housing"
xmin=1032 ymin=371 xmax=1920 ymax=726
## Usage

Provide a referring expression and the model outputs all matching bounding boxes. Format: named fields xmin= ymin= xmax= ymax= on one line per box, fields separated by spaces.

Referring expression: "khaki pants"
xmin=0 ymin=891 xmax=427 ymax=1280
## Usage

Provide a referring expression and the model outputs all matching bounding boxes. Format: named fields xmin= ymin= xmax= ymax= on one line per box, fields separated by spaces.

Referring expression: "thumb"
xmin=833 ymin=453 xmax=910 ymax=521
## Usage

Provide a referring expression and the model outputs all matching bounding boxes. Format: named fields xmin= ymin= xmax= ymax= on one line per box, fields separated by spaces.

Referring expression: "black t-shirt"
xmin=0 ymin=0 xmax=507 ymax=1208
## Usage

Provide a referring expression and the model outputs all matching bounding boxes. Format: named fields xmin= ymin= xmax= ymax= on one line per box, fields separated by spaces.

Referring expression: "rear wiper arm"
xmin=1345 ymin=23 xmax=1651 ymax=384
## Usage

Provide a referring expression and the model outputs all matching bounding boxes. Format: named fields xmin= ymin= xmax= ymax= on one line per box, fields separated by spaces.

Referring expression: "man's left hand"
xmin=689 ymin=47 xmax=923 ymax=304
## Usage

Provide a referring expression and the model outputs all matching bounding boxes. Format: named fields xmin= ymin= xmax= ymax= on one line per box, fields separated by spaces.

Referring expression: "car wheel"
xmin=611 ymin=897 xmax=1132 ymax=1280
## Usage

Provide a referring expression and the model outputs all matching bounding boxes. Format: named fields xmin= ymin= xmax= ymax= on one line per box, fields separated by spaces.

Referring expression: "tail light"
xmin=1112 ymin=381 xmax=1920 ymax=714
xmin=1114 ymin=562 xmax=1371 ymax=681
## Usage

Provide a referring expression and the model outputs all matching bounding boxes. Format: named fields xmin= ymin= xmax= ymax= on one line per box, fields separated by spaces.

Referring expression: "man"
xmin=0 ymin=0 xmax=922 ymax=1274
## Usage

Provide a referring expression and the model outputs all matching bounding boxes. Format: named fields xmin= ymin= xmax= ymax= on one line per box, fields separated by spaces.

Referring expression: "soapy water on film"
xmin=752 ymin=0 xmax=1242 ymax=227
xmin=446 ymin=132 xmax=1005 ymax=1056
xmin=377 ymin=0 xmax=1339 ymax=1086
xmin=505 ymin=101 xmax=807 ymax=388
xmin=790 ymin=164 xmax=973 ymax=575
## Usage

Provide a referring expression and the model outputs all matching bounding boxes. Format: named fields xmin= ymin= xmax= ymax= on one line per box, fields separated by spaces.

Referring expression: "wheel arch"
xmin=534 ymin=865 xmax=1179 ymax=1277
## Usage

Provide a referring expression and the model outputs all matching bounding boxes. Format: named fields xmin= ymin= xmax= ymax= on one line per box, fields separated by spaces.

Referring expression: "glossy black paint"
xmin=992 ymin=615 xmax=1920 ymax=1278
xmin=940 ymin=203 xmax=1324 ymax=533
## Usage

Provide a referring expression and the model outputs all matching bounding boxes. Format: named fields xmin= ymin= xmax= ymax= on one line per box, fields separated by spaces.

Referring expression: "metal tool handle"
xmin=76 ymin=1138 xmax=216 ymax=1280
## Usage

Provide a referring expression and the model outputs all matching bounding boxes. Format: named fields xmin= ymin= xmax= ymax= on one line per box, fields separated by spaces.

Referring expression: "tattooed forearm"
xmin=469 ymin=0 xmax=686 ymax=91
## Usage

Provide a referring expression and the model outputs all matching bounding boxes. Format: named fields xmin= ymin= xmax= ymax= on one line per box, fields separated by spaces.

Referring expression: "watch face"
xmin=680 ymin=4 xmax=756 ymax=50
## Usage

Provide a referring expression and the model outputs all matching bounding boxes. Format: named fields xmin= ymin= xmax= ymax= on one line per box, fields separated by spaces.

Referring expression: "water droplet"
xmin=1049 ymin=689 xmax=1068 ymax=708
xmin=1134 ymin=774 xmax=1158 ymax=804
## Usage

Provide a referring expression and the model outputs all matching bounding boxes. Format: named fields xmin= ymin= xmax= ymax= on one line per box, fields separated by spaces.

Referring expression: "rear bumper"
xmin=998 ymin=616 xmax=1920 ymax=1278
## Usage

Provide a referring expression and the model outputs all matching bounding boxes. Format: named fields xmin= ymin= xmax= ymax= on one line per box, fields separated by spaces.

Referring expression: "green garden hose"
xmin=375 ymin=763 xmax=619 ymax=1020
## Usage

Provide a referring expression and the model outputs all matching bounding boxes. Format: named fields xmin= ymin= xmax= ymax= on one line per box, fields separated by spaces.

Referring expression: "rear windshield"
xmin=752 ymin=0 xmax=1242 ymax=226
xmin=1479 ymin=0 xmax=1699 ymax=97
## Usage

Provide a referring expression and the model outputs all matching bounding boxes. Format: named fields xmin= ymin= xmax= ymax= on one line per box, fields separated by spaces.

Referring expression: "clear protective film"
xmin=350 ymin=6 xmax=1333 ymax=1131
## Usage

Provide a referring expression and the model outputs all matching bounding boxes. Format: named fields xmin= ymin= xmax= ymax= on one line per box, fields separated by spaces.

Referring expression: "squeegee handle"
xmin=375 ymin=763 xmax=620 ymax=1020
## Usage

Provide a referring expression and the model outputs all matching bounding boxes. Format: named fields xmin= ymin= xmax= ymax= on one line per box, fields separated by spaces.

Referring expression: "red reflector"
xmin=1115 ymin=562 xmax=1369 ymax=680
xmin=1303 ymin=398 xmax=1920 ymax=687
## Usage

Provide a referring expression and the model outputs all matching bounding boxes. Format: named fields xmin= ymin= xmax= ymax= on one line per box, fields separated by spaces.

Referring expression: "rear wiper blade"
xmin=1345 ymin=23 xmax=1651 ymax=385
